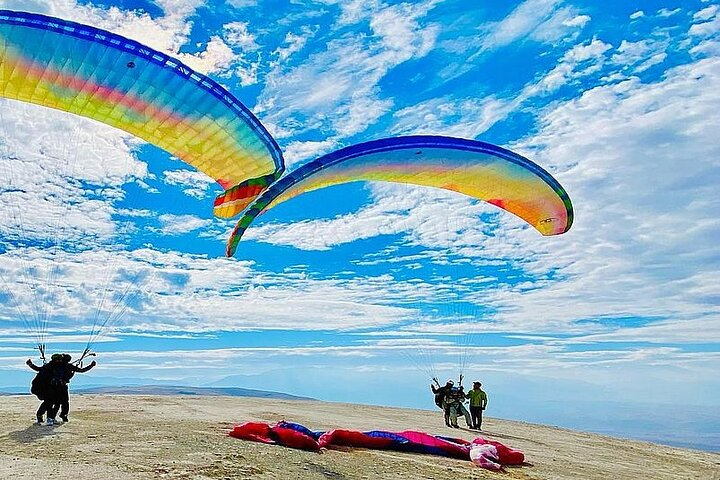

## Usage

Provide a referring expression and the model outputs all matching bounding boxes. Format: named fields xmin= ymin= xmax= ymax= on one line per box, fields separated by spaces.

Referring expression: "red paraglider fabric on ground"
xmin=228 ymin=421 xmax=524 ymax=470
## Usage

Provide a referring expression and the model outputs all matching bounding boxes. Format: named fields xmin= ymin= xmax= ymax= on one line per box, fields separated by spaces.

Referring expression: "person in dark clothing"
xmin=430 ymin=379 xmax=455 ymax=427
xmin=27 ymin=353 xmax=96 ymax=425
xmin=27 ymin=353 xmax=65 ymax=425
xmin=58 ymin=353 xmax=96 ymax=422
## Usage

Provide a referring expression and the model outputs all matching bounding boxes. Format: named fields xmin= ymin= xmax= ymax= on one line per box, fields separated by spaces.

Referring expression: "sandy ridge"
xmin=0 ymin=395 xmax=718 ymax=480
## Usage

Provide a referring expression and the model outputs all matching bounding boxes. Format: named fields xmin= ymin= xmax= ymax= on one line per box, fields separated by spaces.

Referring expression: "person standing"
xmin=58 ymin=354 xmax=96 ymax=422
xmin=430 ymin=379 xmax=454 ymax=427
xmin=27 ymin=353 xmax=96 ymax=425
xmin=466 ymin=381 xmax=488 ymax=430
xmin=447 ymin=385 xmax=472 ymax=428
xmin=27 ymin=353 xmax=65 ymax=425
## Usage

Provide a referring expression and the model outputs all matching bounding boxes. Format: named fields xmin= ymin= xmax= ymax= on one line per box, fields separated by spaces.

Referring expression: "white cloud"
xmin=391 ymin=38 xmax=612 ymax=138
xmin=494 ymin=56 xmax=720 ymax=332
xmin=157 ymin=214 xmax=212 ymax=235
xmin=469 ymin=0 xmax=588 ymax=59
xmin=691 ymin=39 xmax=720 ymax=56
xmin=657 ymin=8 xmax=682 ymax=18
xmin=163 ymin=170 xmax=218 ymax=199
xmin=245 ymin=52 xmax=720 ymax=339
xmin=689 ymin=6 xmax=720 ymax=37
xmin=612 ymin=39 xmax=668 ymax=73
xmin=176 ymin=36 xmax=236 ymax=74
xmin=391 ymin=96 xmax=518 ymax=138
xmin=256 ymin=0 xmax=440 ymax=141
xmin=0 ymin=101 xmax=146 ymax=245
xmin=272 ymin=27 xmax=316 ymax=64
xmin=537 ymin=38 xmax=612 ymax=90
xmin=530 ymin=8 xmax=590 ymax=43
xmin=223 ymin=21 xmax=259 ymax=50
xmin=282 ymin=140 xmax=338 ymax=168
xmin=0 ymin=245 xmax=449 ymax=338
xmin=321 ymin=0 xmax=383 ymax=26
xmin=694 ymin=5 xmax=718 ymax=22
xmin=227 ymin=0 xmax=257 ymax=8
xmin=561 ymin=317 xmax=720 ymax=345
xmin=563 ymin=14 xmax=591 ymax=28
xmin=630 ymin=10 xmax=645 ymax=20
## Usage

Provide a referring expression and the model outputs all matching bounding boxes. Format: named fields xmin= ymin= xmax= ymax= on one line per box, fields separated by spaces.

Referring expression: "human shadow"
xmin=5 ymin=423 xmax=61 ymax=444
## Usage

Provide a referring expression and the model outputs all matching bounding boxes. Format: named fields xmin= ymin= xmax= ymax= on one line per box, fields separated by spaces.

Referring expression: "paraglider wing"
xmin=212 ymin=173 xmax=278 ymax=218
xmin=226 ymin=135 xmax=573 ymax=256
xmin=0 ymin=10 xmax=283 ymax=191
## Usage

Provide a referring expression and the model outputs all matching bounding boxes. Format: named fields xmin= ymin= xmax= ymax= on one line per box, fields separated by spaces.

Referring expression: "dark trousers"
xmin=443 ymin=405 xmax=451 ymax=426
xmin=37 ymin=399 xmax=60 ymax=420
xmin=36 ymin=401 xmax=49 ymax=420
xmin=59 ymin=386 xmax=69 ymax=418
xmin=40 ymin=385 xmax=64 ymax=420
xmin=470 ymin=405 xmax=484 ymax=428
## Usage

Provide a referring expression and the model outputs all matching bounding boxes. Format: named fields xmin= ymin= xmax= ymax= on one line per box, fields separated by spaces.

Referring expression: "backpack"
xmin=30 ymin=372 xmax=46 ymax=400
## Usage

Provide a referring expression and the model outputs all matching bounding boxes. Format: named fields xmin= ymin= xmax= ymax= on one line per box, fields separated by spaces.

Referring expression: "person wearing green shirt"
xmin=466 ymin=381 xmax=488 ymax=430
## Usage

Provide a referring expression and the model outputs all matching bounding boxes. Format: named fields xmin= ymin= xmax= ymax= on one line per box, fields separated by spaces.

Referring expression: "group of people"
xmin=27 ymin=353 xmax=96 ymax=426
xmin=431 ymin=378 xmax=488 ymax=430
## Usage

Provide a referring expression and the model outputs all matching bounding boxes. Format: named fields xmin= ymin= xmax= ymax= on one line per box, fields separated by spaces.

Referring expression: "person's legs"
xmin=461 ymin=404 xmax=472 ymax=427
xmin=48 ymin=402 xmax=60 ymax=421
xmin=36 ymin=401 xmax=49 ymax=423
xmin=470 ymin=406 xmax=480 ymax=428
xmin=44 ymin=387 xmax=61 ymax=424
xmin=477 ymin=408 xmax=484 ymax=429
xmin=59 ymin=386 xmax=70 ymax=421
xmin=449 ymin=404 xmax=459 ymax=427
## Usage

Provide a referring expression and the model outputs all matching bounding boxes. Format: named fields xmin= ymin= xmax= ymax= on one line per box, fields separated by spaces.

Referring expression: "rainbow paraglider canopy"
xmin=226 ymin=136 xmax=573 ymax=256
xmin=0 ymin=10 xmax=573 ymax=259
xmin=0 ymin=9 xmax=284 ymax=190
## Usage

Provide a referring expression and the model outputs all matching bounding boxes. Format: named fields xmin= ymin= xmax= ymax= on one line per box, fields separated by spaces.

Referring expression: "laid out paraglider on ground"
xmin=230 ymin=420 xmax=525 ymax=471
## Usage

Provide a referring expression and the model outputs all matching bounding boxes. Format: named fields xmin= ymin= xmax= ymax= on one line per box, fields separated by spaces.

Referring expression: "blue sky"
xmin=1 ymin=0 xmax=719 ymax=449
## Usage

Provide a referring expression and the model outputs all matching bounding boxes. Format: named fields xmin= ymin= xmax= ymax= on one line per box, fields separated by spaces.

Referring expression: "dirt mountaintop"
xmin=0 ymin=394 xmax=718 ymax=479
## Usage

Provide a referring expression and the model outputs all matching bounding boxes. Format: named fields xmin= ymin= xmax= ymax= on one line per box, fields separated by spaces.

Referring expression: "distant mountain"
xmin=75 ymin=385 xmax=314 ymax=400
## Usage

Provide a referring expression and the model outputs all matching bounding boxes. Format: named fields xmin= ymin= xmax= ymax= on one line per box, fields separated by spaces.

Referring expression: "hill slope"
xmin=76 ymin=385 xmax=313 ymax=400
xmin=0 ymin=395 xmax=717 ymax=480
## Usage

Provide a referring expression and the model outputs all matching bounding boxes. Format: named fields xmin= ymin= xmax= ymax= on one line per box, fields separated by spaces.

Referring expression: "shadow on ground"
xmin=5 ymin=424 xmax=61 ymax=443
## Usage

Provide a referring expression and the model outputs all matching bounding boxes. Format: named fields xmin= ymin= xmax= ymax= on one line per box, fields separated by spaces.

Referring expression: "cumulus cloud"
xmin=0 ymin=102 xmax=146 ymax=245
xmin=497 ymin=56 xmax=720 ymax=333
xmin=690 ymin=4 xmax=720 ymax=37
xmin=163 ymin=170 xmax=218 ymax=199
xmin=471 ymin=0 xmax=588 ymax=58
xmin=256 ymin=0 xmax=440 ymax=141
xmin=243 ymin=47 xmax=720 ymax=342
xmin=157 ymin=214 xmax=212 ymax=235
xmin=0 ymin=245 xmax=432 ymax=339
xmin=390 ymin=37 xmax=613 ymax=139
